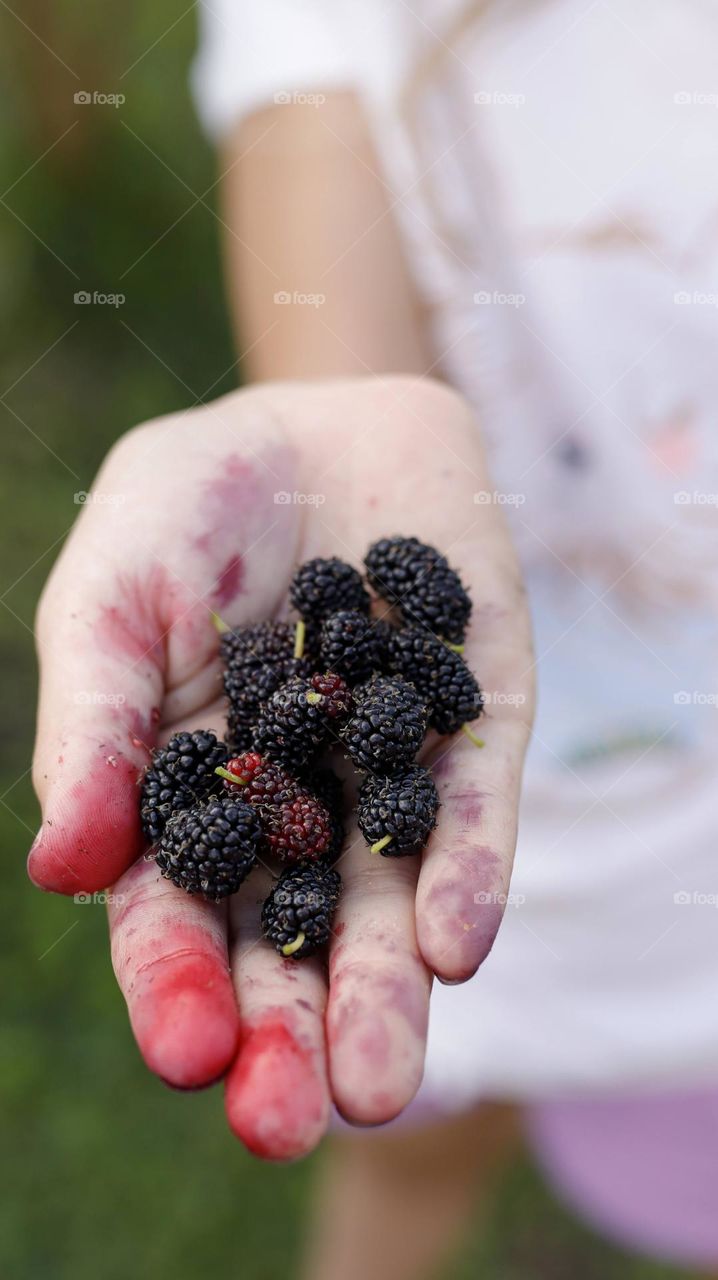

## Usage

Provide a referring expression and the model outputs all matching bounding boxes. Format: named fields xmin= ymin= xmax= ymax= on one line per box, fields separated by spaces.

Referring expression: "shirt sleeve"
xmin=191 ymin=0 xmax=412 ymax=139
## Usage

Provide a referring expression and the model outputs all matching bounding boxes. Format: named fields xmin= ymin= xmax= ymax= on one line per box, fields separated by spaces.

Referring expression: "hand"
xmin=29 ymin=376 xmax=534 ymax=1158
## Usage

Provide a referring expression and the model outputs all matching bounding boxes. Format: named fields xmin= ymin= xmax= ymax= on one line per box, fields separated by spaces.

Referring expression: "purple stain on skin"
xmin=421 ymin=845 xmax=505 ymax=977
xmin=199 ymin=455 xmax=261 ymax=524
xmin=191 ymin=457 xmax=257 ymax=601
xmin=95 ymin=605 xmax=164 ymax=670
xmin=329 ymin=946 xmax=428 ymax=1070
xmin=192 ymin=447 xmax=301 ymax=605
xmin=376 ymin=971 xmax=428 ymax=1040
xmin=211 ymin=553 xmax=244 ymax=607
xmin=94 ymin=567 xmax=172 ymax=672
xmin=279 ymin=961 xmax=299 ymax=982
xmin=430 ymin=753 xmax=456 ymax=782
xmin=355 ymin=1015 xmax=391 ymax=1071
xmin=441 ymin=845 xmax=500 ymax=887
xmin=446 ymin=790 xmax=484 ymax=830
xmin=327 ymin=987 xmax=367 ymax=1052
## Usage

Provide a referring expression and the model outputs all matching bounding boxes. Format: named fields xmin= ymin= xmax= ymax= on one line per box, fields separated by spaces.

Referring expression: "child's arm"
xmin=217 ymin=90 xmax=432 ymax=379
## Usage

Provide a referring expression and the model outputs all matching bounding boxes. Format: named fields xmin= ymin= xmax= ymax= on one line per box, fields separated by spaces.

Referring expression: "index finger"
xmin=29 ymin=558 xmax=165 ymax=894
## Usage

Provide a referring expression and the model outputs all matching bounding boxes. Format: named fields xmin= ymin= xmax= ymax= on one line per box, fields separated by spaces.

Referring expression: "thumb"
xmin=29 ymin=557 xmax=168 ymax=894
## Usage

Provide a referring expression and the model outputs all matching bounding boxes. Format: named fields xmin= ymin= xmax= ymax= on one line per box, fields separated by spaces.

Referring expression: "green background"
xmin=0 ymin=4 xmax=696 ymax=1277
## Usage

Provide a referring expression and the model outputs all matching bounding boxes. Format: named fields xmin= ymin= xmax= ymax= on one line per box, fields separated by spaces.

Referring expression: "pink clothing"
xmin=528 ymin=1089 xmax=718 ymax=1269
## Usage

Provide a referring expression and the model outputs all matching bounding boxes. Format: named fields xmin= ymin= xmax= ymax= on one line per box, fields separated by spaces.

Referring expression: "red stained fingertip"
xmin=224 ymin=1017 xmax=329 ymax=1161
xmin=129 ymin=953 xmax=240 ymax=1090
xmin=28 ymin=759 xmax=144 ymax=894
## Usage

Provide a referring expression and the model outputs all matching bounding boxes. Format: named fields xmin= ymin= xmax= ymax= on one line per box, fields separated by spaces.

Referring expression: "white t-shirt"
xmin=193 ymin=0 xmax=718 ymax=1099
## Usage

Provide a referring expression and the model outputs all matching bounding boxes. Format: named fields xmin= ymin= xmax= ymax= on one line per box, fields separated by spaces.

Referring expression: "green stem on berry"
xmin=461 ymin=724 xmax=485 ymax=749
xmin=294 ymin=619 xmax=306 ymax=660
xmin=306 ymin=691 xmax=322 ymax=705
xmin=370 ymin=834 xmax=393 ymax=854
xmin=281 ymin=932 xmax=306 ymax=957
xmin=214 ymin=766 xmax=248 ymax=785
xmin=211 ymin=611 xmax=230 ymax=635
xmin=446 ymin=641 xmax=465 ymax=654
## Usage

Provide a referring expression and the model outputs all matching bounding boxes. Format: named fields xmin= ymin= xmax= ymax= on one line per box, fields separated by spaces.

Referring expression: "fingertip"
xmin=434 ymin=971 xmax=473 ymax=987
xmin=159 ymin=1067 xmax=229 ymax=1093
xmin=416 ymin=848 xmax=506 ymax=983
xmin=28 ymin=827 xmax=144 ymax=895
xmin=28 ymin=761 xmax=144 ymax=894
xmin=26 ymin=840 xmax=57 ymax=891
xmin=417 ymin=902 xmax=502 ymax=984
xmin=332 ymin=1085 xmax=417 ymax=1129
xmin=224 ymin=1018 xmax=329 ymax=1161
xmin=327 ymin=998 xmax=427 ymax=1127
xmin=132 ymin=958 xmax=240 ymax=1090
xmin=430 ymin=949 xmax=488 ymax=984
xmin=28 ymin=843 xmax=89 ymax=894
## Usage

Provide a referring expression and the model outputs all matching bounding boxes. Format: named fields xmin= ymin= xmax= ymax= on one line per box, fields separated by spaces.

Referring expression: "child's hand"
xmin=29 ymin=377 xmax=534 ymax=1158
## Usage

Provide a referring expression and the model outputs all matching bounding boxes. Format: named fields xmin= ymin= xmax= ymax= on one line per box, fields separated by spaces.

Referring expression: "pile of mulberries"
xmin=139 ymin=536 xmax=483 ymax=960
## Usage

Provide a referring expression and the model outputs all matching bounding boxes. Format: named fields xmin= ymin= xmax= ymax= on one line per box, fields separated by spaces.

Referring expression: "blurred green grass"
xmin=0 ymin=5 xmax=697 ymax=1278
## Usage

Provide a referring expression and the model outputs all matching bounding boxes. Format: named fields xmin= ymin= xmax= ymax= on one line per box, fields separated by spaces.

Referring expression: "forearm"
xmin=218 ymin=90 xmax=431 ymax=380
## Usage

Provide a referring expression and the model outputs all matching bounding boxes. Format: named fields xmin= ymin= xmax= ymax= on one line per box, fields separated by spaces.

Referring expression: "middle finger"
xmin=327 ymin=826 xmax=432 ymax=1126
xmin=225 ymin=867 xmax=332 ymax=1160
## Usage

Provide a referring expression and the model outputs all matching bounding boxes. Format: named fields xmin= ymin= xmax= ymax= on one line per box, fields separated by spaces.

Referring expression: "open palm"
xmin=30 ymin=376 xmax=534 ymax=1159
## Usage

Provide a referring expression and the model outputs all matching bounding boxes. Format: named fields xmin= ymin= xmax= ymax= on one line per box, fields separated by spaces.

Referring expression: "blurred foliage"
xmin=0 ymin=3 xmax=698 ymax=1277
